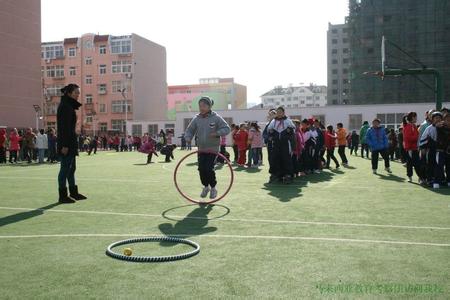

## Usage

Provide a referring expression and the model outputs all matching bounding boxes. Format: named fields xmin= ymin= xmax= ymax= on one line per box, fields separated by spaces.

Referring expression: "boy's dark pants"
xmin=198 ymin=153 xmax=217 ymax=188
xmin=338 ymin=145 xmax=348 ymax=164
xmin=0 ymin=147 xmax=6 ymax=163
xmin=371 ymin=149 xmax=390 ymax=170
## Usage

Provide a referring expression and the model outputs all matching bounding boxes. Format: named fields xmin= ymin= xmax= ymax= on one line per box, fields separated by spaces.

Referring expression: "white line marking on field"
xmin=0 ymin=175 xmax=420 ymax=190
xmin=1 ymin=206 xmax=449 ymax=231
xmin=0 ymin=233 xmax=448 ymax=247
xmin=0 ymin=176 xmax=161 ymax=184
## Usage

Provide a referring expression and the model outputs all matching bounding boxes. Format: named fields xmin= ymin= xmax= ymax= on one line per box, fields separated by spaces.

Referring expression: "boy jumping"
xmin=184 ymin=97 xmax=231 ymax=199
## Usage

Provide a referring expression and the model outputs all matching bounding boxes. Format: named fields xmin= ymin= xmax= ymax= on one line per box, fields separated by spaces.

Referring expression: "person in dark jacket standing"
xmin=57 ymin=84 xmax=87 ymax=203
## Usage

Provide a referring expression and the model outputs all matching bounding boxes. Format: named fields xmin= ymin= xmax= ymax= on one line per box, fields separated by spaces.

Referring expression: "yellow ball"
xmin=123 ymin=248 xmax=133 ymax=256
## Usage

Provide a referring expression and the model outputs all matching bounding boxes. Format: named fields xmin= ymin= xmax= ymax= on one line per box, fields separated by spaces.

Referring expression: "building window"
xmin=86 ymin=116 xmax=93 ymax=123
xmin=332 ymin=99 xmax=338 ymax=105
xmin=332 ymin=49 xmax=338 ymax=54
xmin=99 ymin=103 xmax=106 ymax=113
xmin=112 ymin=100 xmax=131 ymax=113
xmin=112 ymin=60 xmax=132 ymax=73
xmin=132 ymin=124 xmax=142 ymax=136
xmin=331 ymin=29 xmax=338 ymax=34
xmin=332 ymin=39 xmax=338 ymax=44
xmin=99 ymin=45 xmax=106 ymax=54
xmin=343 ymin=48 xmax=349 ymax=54
xmin=332 ymin=59 xmax=338 ymax=64
xmin=343 ymin=58 xmax=349 ymax=64
xmin=41 ymin=44 xmax=64 ymax=59
xmin=376 ymin=113 xmax=405 ymax=130
xmin=99 ymin=122 xmax=107 ymax=132
xmin=85 ymin=75 xmax=92 ymax=84
xmin=112 ymin=80 xmax=130 ymax=93
xmin=313 ymin=115 xmax=326 ymax=124
xmin=111 ymin=39 xmax=132 ymax=54
xmin=332 ymin=69 xmax=338 ymax=74
xmin=45 ymin=85 xmax=64 ymax=96
xmin=111 ymin=119 xmax=126 ymax=132
xmin=348 ymin=114 xmax=362 ymax=130
xmin=85 ymin=57 xmax=92 ymax=65
xmin=147 ymin=124 xmax=158 ymax=136
xmin=98 ymin=84 xmax=107 ymax=94
xmin=367 ymin=48 xmax=374 ymax=54
xmin=85 ymin=94 xmax=93 ymax=104
xmin=68 ymin=47 xmax=76 ymax=57
xmin=69 ymin=66 xmax=76 ymax=76
xmin=46 ymin=65 xmax=64 ymax=78
xmin=343 ymin=79 xmax=349 ymax=84
xmin=99 ymin=64 xmax=107 ymax=74
xmin=332 ymin=79 xmax=338 ymax=85
xmin=332 ymin=89 xmax=338 ymax=95
xmin=342 ymin=28 xmax=348 ymax=33
xmin=343 ymin=38 xmax=348 ymax=43
xmin=343 ymin=69 xmax=349 ymax=74
xmin=45 ymin=103 xmax=57 ymax=117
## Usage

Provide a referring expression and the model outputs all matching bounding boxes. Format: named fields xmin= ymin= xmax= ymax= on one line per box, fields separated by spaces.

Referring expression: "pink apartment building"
xmin=41 ymin=33 xmax=167 ymax=135
xmin=0 ymin=0 xmax=41 ymax=128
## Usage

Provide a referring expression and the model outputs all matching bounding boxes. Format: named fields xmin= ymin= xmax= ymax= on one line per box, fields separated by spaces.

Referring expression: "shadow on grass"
xmin=376 ymin=173 xmax=406 ymax=182
xmin=133 ymin=163 xmax=151 ymax=166
xmin=0 ymin=202 xmax=61 ymax=227
xmin=158 ymin=205 xmax=218 ymax=246
xmin=262 ymin=181 xmax=306 ymax=202
xmin=161 ymin=203 xmax=230 ymax=222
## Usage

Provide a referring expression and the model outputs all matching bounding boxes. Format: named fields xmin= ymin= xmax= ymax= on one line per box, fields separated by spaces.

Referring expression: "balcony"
xmin=84 ymin=103 xmax=94 ymax=110
xmin=98 ymin=90 xmax=107 ymax=95
xmin=52 ymin=76 xmax=65 ymax=80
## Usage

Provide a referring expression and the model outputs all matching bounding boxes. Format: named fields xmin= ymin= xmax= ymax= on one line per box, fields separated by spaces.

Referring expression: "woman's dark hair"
xmin=276 ymin=106 xmax=285 ymax=112
xmin=326 ymin=125 xmax=333 ymax=131
xmin=251 ymin=122 xmax=260 ymax=131
xmin=60 ymin=84 xmax=79 ymax=96
xmin=405 ymin=111 xmax=417 ymax=123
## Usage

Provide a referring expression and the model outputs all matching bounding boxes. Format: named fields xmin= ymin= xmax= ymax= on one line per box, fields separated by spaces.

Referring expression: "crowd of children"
xmin=1 ymin=105 xmax=448 ymax=191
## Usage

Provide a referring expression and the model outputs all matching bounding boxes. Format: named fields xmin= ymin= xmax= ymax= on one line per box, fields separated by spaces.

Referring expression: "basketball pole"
xmin=382 ymin=68 xmax=443 ymax=110
xmin=366 ymin=36 xmax=444 ymax=110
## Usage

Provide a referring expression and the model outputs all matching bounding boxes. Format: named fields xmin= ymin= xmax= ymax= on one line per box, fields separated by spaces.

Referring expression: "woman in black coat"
xmin=57 ymin=84 xmax=87 ymax=203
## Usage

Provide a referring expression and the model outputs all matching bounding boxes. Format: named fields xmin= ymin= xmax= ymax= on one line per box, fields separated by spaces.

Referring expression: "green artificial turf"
xmin=0 ymin=149 xmax=449 ymax=299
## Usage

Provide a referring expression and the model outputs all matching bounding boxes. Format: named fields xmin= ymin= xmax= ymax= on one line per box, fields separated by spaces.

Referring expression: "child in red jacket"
xmin=233 ymin=123 xmax=248 ymax=167
xmin=324 ymin=125 xmax=340 ymax=169
xmin=402 ymin=112 xmax=425 ymax=183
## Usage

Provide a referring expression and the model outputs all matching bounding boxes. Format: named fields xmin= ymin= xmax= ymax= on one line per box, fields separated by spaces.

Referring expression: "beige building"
xmin=0 ymin=0 xmax=42 ymax=128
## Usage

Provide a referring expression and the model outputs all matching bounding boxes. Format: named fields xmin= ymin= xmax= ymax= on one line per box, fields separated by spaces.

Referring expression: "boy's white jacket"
xmin=184 ymin=111 xmax=231 ymax=152
xmin=36 ymin=133 xmax=48 ymax=149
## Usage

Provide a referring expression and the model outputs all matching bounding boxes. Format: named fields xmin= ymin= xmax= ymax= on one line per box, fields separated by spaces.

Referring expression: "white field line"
xmin=0 ymin=172 xmax=423 ymax=190
xmin=1 ymin=206 xmax=449 ymax=231
xmin=0 ymin=233 xmax=448 ymax=247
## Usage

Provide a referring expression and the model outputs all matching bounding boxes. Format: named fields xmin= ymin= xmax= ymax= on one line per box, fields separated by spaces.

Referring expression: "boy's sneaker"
xmin=385 ymin=167 xmax=392 ymax=173
xmin=433 ymin=183 xmax=440 ymax=189
xmin=372 ymin=169 xmax=377 ymax=174
xmin=408 ymin=176 xmax=412 ymax=183
xmin=200 ymin=186 xmax=210 ymax=198
xmin=210 ymin=187 xmax=218 ymax=199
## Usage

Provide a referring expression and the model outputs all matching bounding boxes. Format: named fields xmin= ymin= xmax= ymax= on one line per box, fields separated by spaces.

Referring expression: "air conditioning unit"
xmin=126 ymin=73 xmax=132 ymax=79
xmin=45 ymin=59 xmax=51 ymax=64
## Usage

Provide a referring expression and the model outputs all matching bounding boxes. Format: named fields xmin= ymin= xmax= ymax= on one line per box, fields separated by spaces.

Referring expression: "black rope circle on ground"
xmin=105 ymin=236 xmax=200 ymax=263
xmin=161 ymin=203 xmax=231 ymax=222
